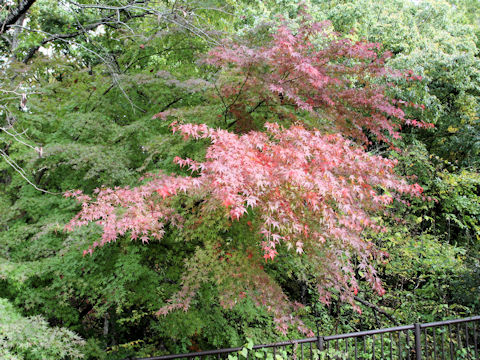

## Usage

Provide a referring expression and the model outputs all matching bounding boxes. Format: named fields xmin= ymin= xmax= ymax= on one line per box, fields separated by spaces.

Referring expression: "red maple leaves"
xmin=66 ymin=121 xmax=422 ymax=332
xmin=65 ymin=11 xmax=429 ymax=334
xmin=206 ymin=14 xmax=432 ymax=144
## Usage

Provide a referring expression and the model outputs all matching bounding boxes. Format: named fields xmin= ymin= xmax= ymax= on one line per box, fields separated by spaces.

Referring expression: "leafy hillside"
xmin=0 ymin=1 xmax=478 ymax=359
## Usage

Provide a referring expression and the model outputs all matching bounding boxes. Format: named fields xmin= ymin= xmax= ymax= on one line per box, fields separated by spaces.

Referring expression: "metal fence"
xmin=128 ymin=315 xmax=480 ymax=360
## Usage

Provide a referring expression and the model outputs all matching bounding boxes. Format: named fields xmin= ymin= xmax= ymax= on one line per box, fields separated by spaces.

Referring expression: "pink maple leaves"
xmin=66 ymin=121 xmax=422 ymax=331
xmin=205 ymin=15 xmax=432 ymax=144
xmin=64 ymin=12 xmax=429 ymax=334
xmin=66 ymin=174 xmax=192 ymax=251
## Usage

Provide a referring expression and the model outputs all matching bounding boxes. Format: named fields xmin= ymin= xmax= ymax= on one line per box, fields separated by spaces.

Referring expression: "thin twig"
xmin=15 ymin=25 xmax=141 ymax=112
xmin=0 ymin=149 xmax=57 ymax=194
xmin=1 ymin=127 xmax=39 ymax=153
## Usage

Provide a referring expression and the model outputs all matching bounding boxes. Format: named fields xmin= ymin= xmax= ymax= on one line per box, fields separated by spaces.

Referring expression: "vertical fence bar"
xmin=448 ymin=324 xmax=454 ymax=360
xmin=389 ymin=332 xmax=393 ymax=360
xmin=433 ymin=327 xmax=437 ymax=360
xmin=414 ymin=323 xmax=422 ymax=360
xmin=318 ymin=336 xmax=324 ymax=351
xmin=398 ymin=331 xmax=402 ymax=360
xmin=441 ymin=329 xmax=445 ymax=360
xmin=424 ymin=328 xmax=428 ymax=360
xmin=354 ymin=336 xmax=358 ymax=360
xmin=457 ymin=323 xmax=461 ymax=351
xmin=380 ymin=333 xmax=384 ymax=359
xmin=474 ymin=321 xmax=478 ymax=359
xmin=372 ymin=334 xmax=375 ymax=360
xmin=465 ymin=322 xmax=469 ymax=350
xmin=405 ymin=329 xmax=410 ymax=357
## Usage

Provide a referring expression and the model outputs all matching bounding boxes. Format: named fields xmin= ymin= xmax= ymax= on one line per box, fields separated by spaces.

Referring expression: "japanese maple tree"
xmin=65 ymin=14 xmax=428 ymax=334
xmin=203 ymin=13 xmax=429 ymax=142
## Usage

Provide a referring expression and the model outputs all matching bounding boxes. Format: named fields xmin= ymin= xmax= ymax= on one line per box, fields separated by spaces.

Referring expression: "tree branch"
xmin=354 ymin=295 xmax=399 ymax=325
xmin=64 ymin=0 xmax=142 ymax=11
xmin=0 ymin=149 xmax=56 ymax=195
xmin=22 ymin=17 xmax=116 ymax=63
xmin=0 ymin=0 xmax=36 ymax=34
xmin=159 ymin=97 xmax=182 ymax=113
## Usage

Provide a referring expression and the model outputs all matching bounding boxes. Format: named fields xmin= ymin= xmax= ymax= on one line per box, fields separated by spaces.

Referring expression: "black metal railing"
xmin=128 ymin=315 xmax=480 ymax=360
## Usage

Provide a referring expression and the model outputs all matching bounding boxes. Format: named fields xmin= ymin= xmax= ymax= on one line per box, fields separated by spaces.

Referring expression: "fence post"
xmin=317 ymin=336 xmax=324 ymax=351
xmin=414 ymin=323 xmax=422 ymax=360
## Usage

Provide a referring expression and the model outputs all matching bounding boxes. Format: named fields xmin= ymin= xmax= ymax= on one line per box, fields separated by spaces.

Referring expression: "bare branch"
xmin=0 ymin=149 xmax=56 ymax=194
xmin=0 ymin=127 xmax=41 ymax=155
xmin=22 ymin=17 xmax=116 ymax=63
xmin=17 ymin=0 xmax=222 ymax=65
xmin=64 ymin=0 xmax=142 ymax=11
xmin=14 ymin=25 xmax=143 ymax=112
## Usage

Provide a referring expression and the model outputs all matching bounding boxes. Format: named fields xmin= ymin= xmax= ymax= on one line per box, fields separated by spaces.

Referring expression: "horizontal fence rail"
xmin=126 ymin=315 xmax=480 ymax=360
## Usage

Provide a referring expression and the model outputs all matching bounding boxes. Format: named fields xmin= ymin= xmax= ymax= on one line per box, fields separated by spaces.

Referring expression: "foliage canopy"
xmin=0 ymin=0 xmax=478 ymax=359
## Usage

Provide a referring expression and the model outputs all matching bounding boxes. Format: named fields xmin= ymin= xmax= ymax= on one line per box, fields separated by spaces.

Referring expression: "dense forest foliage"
xmin=0 ymin=1 xmax=479 ymax=359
